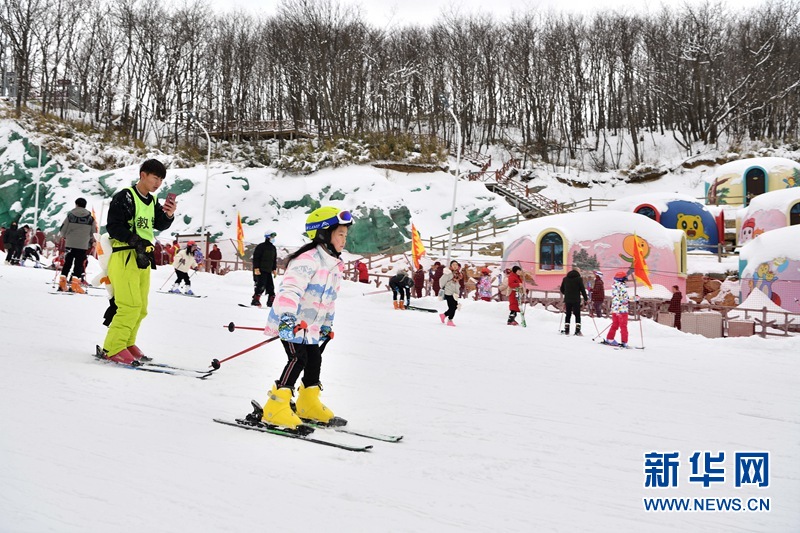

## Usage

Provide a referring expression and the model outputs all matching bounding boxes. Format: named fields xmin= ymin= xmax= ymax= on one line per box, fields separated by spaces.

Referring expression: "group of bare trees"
xmin=2 ymin=0 xmax=800 ymax=166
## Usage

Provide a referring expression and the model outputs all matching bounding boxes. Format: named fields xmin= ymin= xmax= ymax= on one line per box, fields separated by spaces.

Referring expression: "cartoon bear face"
xmin=676 ymin=213 xmax=709 ymax=241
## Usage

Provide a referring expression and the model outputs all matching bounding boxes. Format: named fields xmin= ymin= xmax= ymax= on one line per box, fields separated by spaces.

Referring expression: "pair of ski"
xmin=157 ymin=291 xmax=206 ymax=298
xmin=93 ymin=346 xmax=214 ymax=378
xmin=213 ymin=400 xmax=403 ymax=452
xmin=597 ymin=339 xmax=645 ymax=350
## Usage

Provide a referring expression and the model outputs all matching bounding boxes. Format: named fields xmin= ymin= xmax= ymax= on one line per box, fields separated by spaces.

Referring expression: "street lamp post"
xmin=187 ymin=112 xmax=212 ymax=262
xmin=444 ymin=101 xmax=462 ymax=265
xmin=33 ymin=144 xmax=42 ymax=233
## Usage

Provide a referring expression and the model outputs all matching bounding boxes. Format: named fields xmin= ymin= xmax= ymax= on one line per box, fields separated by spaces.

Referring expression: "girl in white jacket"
xmin=170 ymin=241 xmax=198 ymax=294
xmin=260 ymin=206 xmax=353 ymax=430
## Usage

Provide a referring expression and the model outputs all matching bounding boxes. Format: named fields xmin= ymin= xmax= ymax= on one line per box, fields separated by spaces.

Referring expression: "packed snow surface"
xmin=1 ymin=259 xmax=797 ymax=532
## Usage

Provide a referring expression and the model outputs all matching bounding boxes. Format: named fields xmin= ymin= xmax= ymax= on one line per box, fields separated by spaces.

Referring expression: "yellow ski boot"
xmin=295 ymin=383 xmax=335 ymax=424
xmin=261 ymin=385 xmax=302 ymax=429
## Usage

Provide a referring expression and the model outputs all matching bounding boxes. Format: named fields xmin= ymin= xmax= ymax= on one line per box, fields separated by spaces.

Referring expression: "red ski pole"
xmin=210 ymin=335 xmax=279 ymax=370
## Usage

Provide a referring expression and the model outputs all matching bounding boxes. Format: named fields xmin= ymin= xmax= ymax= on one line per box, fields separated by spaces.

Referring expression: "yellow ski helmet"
xmin=305 ymin=207 xmax=354 ymax=240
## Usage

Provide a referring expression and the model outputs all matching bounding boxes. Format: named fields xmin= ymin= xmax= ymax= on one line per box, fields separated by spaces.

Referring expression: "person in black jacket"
xmin=3 ymin=222 xmax=19 ymax=264
xmin=251 ymin=231 xmax=278 ymax=307
xmin=389 ymin=269 xmax=413 ymax=309
xmin=560 ymin=267 xmax=589 ymax=336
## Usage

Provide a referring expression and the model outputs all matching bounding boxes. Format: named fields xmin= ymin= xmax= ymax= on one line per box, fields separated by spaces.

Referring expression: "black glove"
xmin=129 ymin=234 xmax=152 ymax=269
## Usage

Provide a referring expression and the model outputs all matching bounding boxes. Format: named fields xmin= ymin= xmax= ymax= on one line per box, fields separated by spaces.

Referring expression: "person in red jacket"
xmin=413 ymin=267 xmax=425 ymax=298
xmin=507 ymin=266 xmax=523 ymax=325
xmin=356 ymin=260 xmax=369 ymax=283
xmin=208 ymin=244 xmax=223 ymax=274
xmin=590 ymin=271 xmax=605 ymax=317
xmin=667 ymin=284 xmax=683 ymax=330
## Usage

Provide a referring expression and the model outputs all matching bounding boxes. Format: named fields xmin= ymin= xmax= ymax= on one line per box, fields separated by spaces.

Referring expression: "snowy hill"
xmin=0 ymin=261 xmax=798 ymax=531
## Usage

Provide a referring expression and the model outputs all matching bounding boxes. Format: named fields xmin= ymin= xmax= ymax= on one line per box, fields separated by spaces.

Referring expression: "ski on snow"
xmin=156 ymin=291 xmax=207 ymax=298
xmin=93 ymin=346 xmax=214 ymax=378
xmin=247 ymin=400 xmax=403 ymax=443
xmin=212 ymin=418 xmax=373 ymax=452
xmin=405 ymin=305 xmax=437 ymax=313
xmin=597 ymin=340 xmax=645 ymax=350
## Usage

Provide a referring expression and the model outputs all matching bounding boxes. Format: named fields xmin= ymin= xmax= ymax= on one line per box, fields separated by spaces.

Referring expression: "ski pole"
xmin=588 ymin=309 xmax=600 ymax=336
xmin=224 ymin=321 xmax=263 ymax=332
xmin=209 ymin=336 xmax=279 ymax=370
xmin=592 ymin=322 xmax=612 ymax=342
xmin=159 ymin=269 xmax=176 ymax=291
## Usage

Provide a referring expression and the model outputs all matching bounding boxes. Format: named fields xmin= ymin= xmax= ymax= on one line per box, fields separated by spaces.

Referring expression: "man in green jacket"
xmin=99 ymin=159 xmax=176 ymax=364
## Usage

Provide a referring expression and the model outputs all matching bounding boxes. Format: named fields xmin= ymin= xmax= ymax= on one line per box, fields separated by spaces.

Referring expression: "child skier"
xmin=171 ymin=241 xmax=198 ymax=294
xmin=260 ymin=207 xmax=353 ymax=430
xmin=603 ymin=271 xmax=631 ymax=347
xmin=507 ymin=266 xmax=523 ymax=325
xmin=438 ymin=260 xmax=462 ymax=326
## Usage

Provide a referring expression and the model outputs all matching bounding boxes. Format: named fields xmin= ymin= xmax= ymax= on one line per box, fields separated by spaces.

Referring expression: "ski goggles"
xmin=305 ymin=210 xmax=353 ymax=233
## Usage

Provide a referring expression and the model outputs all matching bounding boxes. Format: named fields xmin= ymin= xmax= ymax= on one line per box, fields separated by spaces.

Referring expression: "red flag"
xmin=236 ymin=212 xmax=245 ymax=257
xmin=411 ymin=223 xmax=426 ymax=269
xmin=632 ymin=233 xmax=653 ymax=289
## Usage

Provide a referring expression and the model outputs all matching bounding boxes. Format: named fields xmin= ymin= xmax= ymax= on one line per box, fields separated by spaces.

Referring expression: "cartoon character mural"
xmin=618 ymin=234 xmax=651 ymax=278
xmin=783 ymin=168 xmax=800 ymax=188
xmin=658 ymin=200 xmax=720 ymax=251
xmin=749 ymin=258 xmax=789 ymax=306
xmin=738 ymin=218 xmax=765 ymax=245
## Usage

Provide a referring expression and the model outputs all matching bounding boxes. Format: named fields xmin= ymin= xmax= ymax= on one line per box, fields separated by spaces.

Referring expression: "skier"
xmin=507 ymin=266 xmax=523 ymax=325
xmin=99 ymin=159 xmax=176 ymax=364
xmin=21 ymin=242 xmax=43 ymax=268
xmin=389 ymin=269 xmax=412 ymax=309
xmin=603 ymin=272 xmax=631 ymax=347
xmin=251 ymin=231 xmax=278 ymax=307
xmin=560 ymin=267 xmax=589 ymax=336
xmin=58 ymin=197 xmax=95 ymax=293
xmin=438 ymin=260 xmax=462 ymax=326
xmin=170 ymin=241 xmax=199 ymax=294
xmin=261 ymin=207 xmax=353 ymax=429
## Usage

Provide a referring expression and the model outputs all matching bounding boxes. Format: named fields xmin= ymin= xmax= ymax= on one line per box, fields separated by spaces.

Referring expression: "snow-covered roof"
xmin=739 ymin=225 xmax=800 ymax=265
xmin=704 ymin=157 xmax=800 ymax=184
xmin=501 ymin=210 xmax=684 ymax=249
xmin=605 ymin=192 xmax=704 ymax=213
xmin=742 ymin=187 xmax=800 ymax=213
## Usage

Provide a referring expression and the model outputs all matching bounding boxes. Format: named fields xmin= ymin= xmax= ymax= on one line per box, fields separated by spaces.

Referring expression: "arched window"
xmin=635 ymin=205 xmax=658 ymax=221
xmin=790 ymin=202 xmax=800 ymax=226
xmin=539 ymin=232 xmax=564 ymax=271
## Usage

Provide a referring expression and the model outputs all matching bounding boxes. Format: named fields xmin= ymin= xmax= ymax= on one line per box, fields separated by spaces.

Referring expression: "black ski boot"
xmin=563 ymin=323 xmax=570 ymax=335
xmin=574 ymin=324 xmax=583 ymax=336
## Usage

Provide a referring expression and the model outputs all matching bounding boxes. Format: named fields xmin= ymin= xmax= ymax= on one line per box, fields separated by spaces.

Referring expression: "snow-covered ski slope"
xmin=0 ymin=262 xmax=798 ymax=532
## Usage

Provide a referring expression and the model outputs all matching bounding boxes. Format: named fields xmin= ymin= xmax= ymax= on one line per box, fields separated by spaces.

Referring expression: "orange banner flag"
xmin=236 ymin=212 xmax=245 ymax=257
xmin=91 ymin=208 xmax=99 ymax=232
xmin=632 ymin=233 xmax=653 ymax=289
xmin=411 ymin=223 xmax=426 ymax=269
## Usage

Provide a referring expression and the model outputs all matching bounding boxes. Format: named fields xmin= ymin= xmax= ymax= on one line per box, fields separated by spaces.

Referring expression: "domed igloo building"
xmin=738 ymin=225 xmax=800 ymax=314
xmin=736 ymin=187 xmax=800 ymax=247
xmin=501 ymin=211 xmax=687 ymax=298
xmin=705 ymin=156 xmax=800 ymax=207
xmin=606 ymin=192 xmax=723 ymax=251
